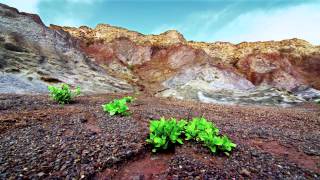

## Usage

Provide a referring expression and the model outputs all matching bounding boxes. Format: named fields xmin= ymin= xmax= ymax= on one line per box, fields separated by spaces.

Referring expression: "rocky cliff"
xmin=1 ymin=3 xmax=320 ymax=106
xmin=0 ymin=3 xmax=133 ymax=94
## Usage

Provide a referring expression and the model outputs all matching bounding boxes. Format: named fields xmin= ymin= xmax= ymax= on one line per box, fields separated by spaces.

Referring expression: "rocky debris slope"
xmin=0 ymin=94 xmax=319 ymax=179
xmin=0 ymin=3 xmax=133 ymax=94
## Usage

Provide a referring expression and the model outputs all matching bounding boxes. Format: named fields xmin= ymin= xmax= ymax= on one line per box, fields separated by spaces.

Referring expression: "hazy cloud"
xmin=0 ymin=0 xmax=40 ymax=13
xmin=1 ymin=0 xmax=319 ymax=44
xmin=213 ymin=3 xmax=320 ymax=44
xmin=152 ymin=1 xmax=320 ymax=44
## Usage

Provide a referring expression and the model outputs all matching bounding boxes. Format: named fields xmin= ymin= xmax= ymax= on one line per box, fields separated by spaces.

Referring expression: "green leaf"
xmin=146 ymin=116 xmax=236 ymax=156
xmin=48 ymin=83 xmax=80 ymax=104
xmin=101 ymin=96 xmax=134 ymax=116
xmin=213 ymin=136 xmax=223 ymax=146
xmin=209 ymin=145 xmax=216 ymax=153
xmin=146 ymin=117 xmax=186 ymax=152
xmin=177 ymin=138 xmax=183 ymax=144
xmin=152 ymin=149 xmax=157 ymax=153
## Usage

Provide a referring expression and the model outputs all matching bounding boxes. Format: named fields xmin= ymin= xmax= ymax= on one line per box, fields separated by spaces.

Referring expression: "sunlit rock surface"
xmin=0 ymin=3 xmax=133 ymax=94
xmin=1 ymin=3 xmax=320 ymax=106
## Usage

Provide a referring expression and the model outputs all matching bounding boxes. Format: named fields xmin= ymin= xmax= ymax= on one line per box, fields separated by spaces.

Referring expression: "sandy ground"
xmin=0 ymin=93 xmax=319 ymax=179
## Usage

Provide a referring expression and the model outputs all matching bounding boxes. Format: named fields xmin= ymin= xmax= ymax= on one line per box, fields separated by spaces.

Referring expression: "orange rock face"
xmin=54 ymin=24 xmax=320 ymax=92
xmin=1 ymin=2 xmax=320 ymax=105
xmin=237 ymin=52 xmax=304 ymax=90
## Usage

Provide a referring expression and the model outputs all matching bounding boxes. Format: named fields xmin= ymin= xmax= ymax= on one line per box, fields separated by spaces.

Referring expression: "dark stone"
xmin=0 ymin=58 xmax=7 ymax=69
xmin=4 ymin=43 xmax=24 ymax=52
xmin=80 ymin=118 xmax=87 ymax=123
xmin=40 ymin=76 xmax=62 ymax=83
xmin=38 ymin=56 xmax=46 ymax=64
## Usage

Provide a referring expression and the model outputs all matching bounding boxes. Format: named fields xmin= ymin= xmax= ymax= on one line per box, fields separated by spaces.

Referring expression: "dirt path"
xmin=0 ymin=94 xmax=319 ymax=179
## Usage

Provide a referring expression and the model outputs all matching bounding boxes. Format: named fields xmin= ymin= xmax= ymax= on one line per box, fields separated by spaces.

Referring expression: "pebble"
xmin=240 ymin=168 xmax=251 ymax=176
xmin=80 ymin=118 xmax=87 ymax=123
xmin=37 ymin=172 xmax=45 ymax=177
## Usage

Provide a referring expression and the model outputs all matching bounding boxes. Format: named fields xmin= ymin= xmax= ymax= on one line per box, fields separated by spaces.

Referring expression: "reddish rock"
xmin=237 ymin=52 xmax=305 ymax=90
xmin=1 ymin=2 xmax=320 ymax=102
xmin=57 ymin=22 xmax=320 ymax=93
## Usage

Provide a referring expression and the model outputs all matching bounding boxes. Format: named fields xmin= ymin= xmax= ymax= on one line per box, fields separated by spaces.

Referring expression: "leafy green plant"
xmin=123 ymin=96 xmax=134 ymax=103
xmin=48 ymin=83 xmax=80 ymax=104
xmin=102 ymin=96 xmax=134 ymax=116
xmin=146 ymin=116 xmax=236 ymax=156
xmin=146 ymin=117 xmax=187 ymax=152
xmin=201 ymin=132 xmax=236 ymax=156
xmin=184 ymin=117 xmax=219 ymax=141
xmin=185 ymin=117 xmax=236 ymax=155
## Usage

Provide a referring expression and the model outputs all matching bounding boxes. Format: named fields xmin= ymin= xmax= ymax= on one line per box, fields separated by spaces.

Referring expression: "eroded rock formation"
xmin=0 ymin=3 xmax=133 ymax=94
xmin=1 ymin=3 xmax=320 ymax=105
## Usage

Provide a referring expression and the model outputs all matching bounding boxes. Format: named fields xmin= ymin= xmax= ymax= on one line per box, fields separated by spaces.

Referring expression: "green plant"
xmin=146 ymin=117 xmax=187 ymax=152
xmin=184 ymin=117 xmax=219 ymax=141
xmin=123 ymin=96 xmax=134 ymax=103
xmin=146 ymin=117 xmax=236 ymax=156
xmin=102 ymin=96 xmax=134 ymax=116
xmin=48 ymin=83 xmax=80 ymax=104
xmin=185 ymin=117 xmax=236 ymax=155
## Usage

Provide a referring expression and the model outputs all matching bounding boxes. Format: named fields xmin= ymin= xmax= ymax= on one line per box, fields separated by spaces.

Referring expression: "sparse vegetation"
xmin=102 ymin=96 xmax=134 ymax=116
xmin=48 ymin=83 xmax=80 ymax=104
xmin=146 ymin=117 xmax=187 ymax=152
xmin=146 ymin=117 xmax=236 ymax=155
xmin=185 ymin=117 xmax=236 ymax=155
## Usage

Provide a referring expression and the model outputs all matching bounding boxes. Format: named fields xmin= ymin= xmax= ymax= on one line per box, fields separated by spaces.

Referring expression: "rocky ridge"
xmin=1 ymin=3 xmax=320 ymax=106
xmin=54 ymin=22 xmax=320 ymax=106
xmin=0 ymin=3 xmax=133 ymax=94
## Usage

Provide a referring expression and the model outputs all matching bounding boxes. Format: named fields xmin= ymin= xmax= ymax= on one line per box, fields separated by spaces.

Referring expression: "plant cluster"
xmin=146 ymin=117 xmax=236 ymax=155
xmin=48 ymin=83 xmax=80 ymax=104
xmin=47 ymin=86 xmax=236 ymax=156
xmin=185 ymin=117 xmax=236 ymax=155
xmin=102 ymin=96 xmax=134 ymax=116
xmin=146 ymin=118 xmax=187 ymax=152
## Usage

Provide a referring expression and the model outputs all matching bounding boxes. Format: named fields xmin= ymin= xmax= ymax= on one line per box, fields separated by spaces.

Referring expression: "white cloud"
xmin=213 ymin=3 xmax=320 ymax=45
xmin=152 ymin=2 xmax=320 ymax=45
xmin=0 ymin=0 xmax=102 ymax=14
xmin=0 ymin=0 xmax=40 ymax=13
xmin=53 ymin=17 xmax=83 ymax=27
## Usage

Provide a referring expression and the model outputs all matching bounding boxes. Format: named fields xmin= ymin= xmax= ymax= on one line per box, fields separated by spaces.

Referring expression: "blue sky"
xmin=1 ymin=0 xmax=320 ymax=44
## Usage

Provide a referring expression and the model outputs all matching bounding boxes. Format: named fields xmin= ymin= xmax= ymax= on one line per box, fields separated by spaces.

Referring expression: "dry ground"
xmin=0 ymin=94 xmax=319 ymax=179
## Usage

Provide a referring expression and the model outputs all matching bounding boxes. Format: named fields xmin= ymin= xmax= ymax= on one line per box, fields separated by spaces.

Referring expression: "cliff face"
xmin=55 ymin=24 xmax=320 ymax=91
xmin=0 ymin=3 xmax=133 ymax=94
xmin=1 ymin=3 xmax=320 ymax=105
xmin=52 ymin=22 xmax=320 ymax=105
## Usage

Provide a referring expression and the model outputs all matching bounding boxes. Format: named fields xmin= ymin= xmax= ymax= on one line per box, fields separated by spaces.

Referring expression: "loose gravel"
xmin=0 ymin=94 xmax=319 ymax=179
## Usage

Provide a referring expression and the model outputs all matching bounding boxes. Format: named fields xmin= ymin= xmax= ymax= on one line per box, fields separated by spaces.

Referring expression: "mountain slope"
xmin=55 ymin=24 xmax=320 ymax=92
xmin=53 ymin=23 xmax=320 ymax=105
xmin=0 ymin=3 xmax=133 ymax=94
xmin=1 ymin=3 xmax=320 ymax=105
